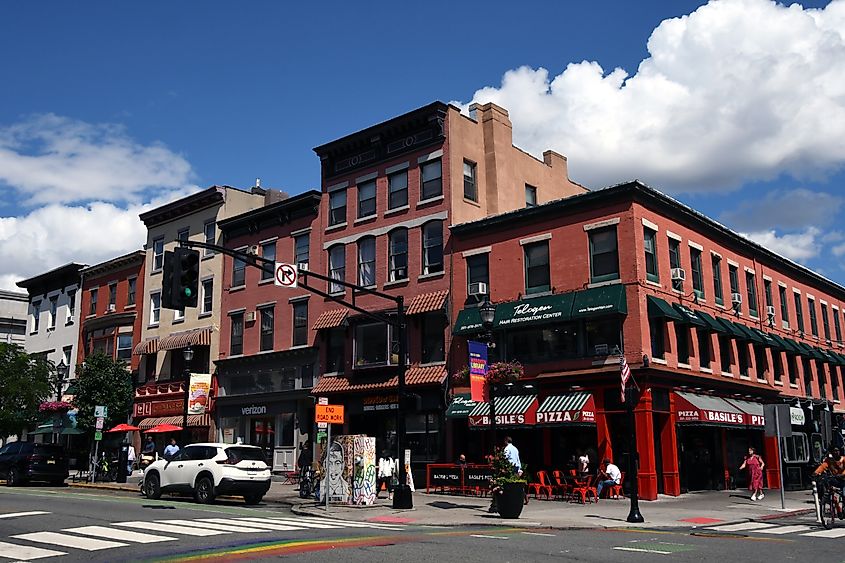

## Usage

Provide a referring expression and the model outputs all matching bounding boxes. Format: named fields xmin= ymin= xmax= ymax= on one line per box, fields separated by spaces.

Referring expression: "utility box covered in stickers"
xmin=319 ymin=434 xmax=376 ymax=506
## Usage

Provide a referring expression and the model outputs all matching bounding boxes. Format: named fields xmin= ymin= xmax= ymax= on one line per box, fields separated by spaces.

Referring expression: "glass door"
xmin=250 ymin=417 xmax=275 ymax=465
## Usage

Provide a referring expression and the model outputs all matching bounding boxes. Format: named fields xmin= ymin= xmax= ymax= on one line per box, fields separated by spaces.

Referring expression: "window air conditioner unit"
xmin=766 ymin=305 xmax=776 ymax=318
xmin=247 ymin=245 xmax=259 ymax=256
xmin=107 ymin=304 xmax=116 ymax=313
xmin=670 ymin=268 xmax=686 ymax=282
xmin=468 ymin=282 xmax=488 ymax=296
xmin=594 ymin=344 xmax=609 ymax=356
xmin=731 ymin=292 xmax=743 ymax=305
xmin=297 ymin=262 xmax=309 ymax=272
xmin=245 ymin=311 xmax=256 ymax=323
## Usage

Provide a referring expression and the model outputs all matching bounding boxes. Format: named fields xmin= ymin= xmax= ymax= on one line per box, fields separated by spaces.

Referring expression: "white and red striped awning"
xmin=536 ymin=392 xmax=596 ymax=424
xmin=674 ymin=391 xmax=765 ymax=427
xmin=133 ymin=337 xmax=159 ymax=356
xmin=138 ymin=414 xmax=211 ymax=429
xmin=158 ymin=326 xmax=213 ymax=351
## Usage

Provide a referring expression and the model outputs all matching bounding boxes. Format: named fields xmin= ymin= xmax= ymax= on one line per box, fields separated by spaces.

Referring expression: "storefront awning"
xmin=672 ymin=304 xmax=708 ymax=328
xmin=158 ymin=326 xmax=213 ymax=351
xmin=453 ymin=308 xmax=483 ymax=335
xmin=133 ymin=337 xmax=159 ymax=355
xmin=782 ymin=337 xmax=805 ymax=355
xmin=725 ymin=398 xmax=766 ymax=426
xmin=406 ymin=290 xmax=449 ymax=316
xmin=717 ymin=318 xmax=747 ymax=340
xmin=815 ymin=347 xmax=837 ymax=364
xmin=769 ymin=333 xmax=797 ymax=353
xmin=570 ymin=285 xmax=627 ymax=318
xmin=647 ymin=296 xmax=684 ymax=321
xmin=312 ymin=309 xmax=348 ymax=330
xmin=493 ymin=293 xmax=574 ymax=329
xmin=138 ymin=414 xmax=211 ymax=429
xmin=468 ymin=395 xmax=538 ymax=428
xmin=798 ymin=342 xmax=825 ymax=360
xmin=749 ymin=328 xmax=784 ymax=351
xmin=445 ymin=393 xmax=477 ymax=418
xmin=694 ymin=310 xmax=729 ymax=333
xmin=674 ymin=391 xmax=749 ymax=426
xmin=311 ymin=364 xmax=447 ymax=395
xmin=536 ymin=392 xmax=596 ymax=424
xmin=831 ymin=351 xmax=845 ymax=366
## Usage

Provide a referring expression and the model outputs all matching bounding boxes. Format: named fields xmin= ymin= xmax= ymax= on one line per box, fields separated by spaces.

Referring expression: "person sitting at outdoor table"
xmin=578 ymin=450 xmax=590 ymax=477
xmin=596 ymin=457 xmax=622 ymax=500
xmin=457 ymin=454 xmax=467 ymax=468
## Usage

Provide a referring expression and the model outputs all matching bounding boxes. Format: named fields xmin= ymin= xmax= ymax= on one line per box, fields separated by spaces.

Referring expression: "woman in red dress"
xmin=739 ymin=447 xmax=765 ymax=500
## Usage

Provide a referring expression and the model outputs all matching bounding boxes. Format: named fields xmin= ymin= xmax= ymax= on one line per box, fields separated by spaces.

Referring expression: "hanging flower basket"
xmin=484 ymin=361 xmax=524 ymax=385
xmin=39 ymin=401 xmax=74 ymax=414
xmin=450 ymin=366 xmax=470 ymax=386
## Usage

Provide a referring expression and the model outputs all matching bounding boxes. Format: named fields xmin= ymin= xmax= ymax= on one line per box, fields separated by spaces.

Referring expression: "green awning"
xmin=797 ymin=342 xmax=825 ymax=360
xmin=453 ymin=308 xmax=483 ymax=335
xmin=718 ymin=318 xmax=748 ymax=340
xmin=832 ymin=352 xmax=845 ymax=366
xmin=570 ymin=284 xmax=627 ymax=318
xmin=63 ymin=382 xmax=79 ymax=395
xmin=672 ymin=304 xmax=708 ymax=328
xmin=31 ymin=425 xmax=85 ymax=435
xmin=750 ymin=328 xmax=784 ymax=350
xmin=445 ymin=393 xmax=477 ymax=418
xmin=696 ymin=311 xmax=729 ymax=334
xmin=782 ymin=337 xmax=805 ymax=355
xmin=494 ymin=292 xmax=575 ymax=329
xmin=731 ymin=322 xmax=764 ymax=343
xmin=815 ymin=347 xmax=836 ymax=363
xmin=769 ymin=333 xmax=795 ymax=353
xmin=647 ymin=296 xmax=684 ymax=321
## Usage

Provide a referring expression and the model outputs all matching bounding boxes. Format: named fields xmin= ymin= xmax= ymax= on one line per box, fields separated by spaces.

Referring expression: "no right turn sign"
xmin=274 ymin=262 xmax=298 ymax=288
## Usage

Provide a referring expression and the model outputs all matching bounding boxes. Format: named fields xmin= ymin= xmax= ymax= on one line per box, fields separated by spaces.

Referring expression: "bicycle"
xmin=818 ymin=473 xmax=844 ymax=530
xmin=91 ymin=452 xmax=118 ymax=482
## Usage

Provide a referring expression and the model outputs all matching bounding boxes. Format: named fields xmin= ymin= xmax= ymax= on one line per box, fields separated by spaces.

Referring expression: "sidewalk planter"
xmin=496 ymin=482 xmax=525 ymax=519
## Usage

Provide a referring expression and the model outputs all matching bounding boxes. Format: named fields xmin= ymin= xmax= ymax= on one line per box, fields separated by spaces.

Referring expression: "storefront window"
xmin=697 ymin=329 xmax=710 ymax=369
xmin=738 ymin=342 xmax=750 ymax=376
xmin=278 ymin=413 xmax=295 ymax=447
xmin=781 ymin=433 xmax=809 ymax=463
xmin=676 ymin=325 xmax=690 ymax=365
xmin=585 ymin=317 xmax=622 ymax=357
xmin=650 ymin=318 xmax=665 ymax=360
xmin=326 ymin=328 xmax=345 ymax=373
xmin=421 ymin=312 xmax=446 ymax=364
xmin=406 ymin=412 xmax=440 ymax=462
xmin=754 ymin=345 xmax=768 ymax=379
xmin=719 ymin=335 xmax=732 ymax=373
xmin=505 ymin=322 xmax=579 ymax=364
xmin=355 ymin=322 xmax=388 ymax=367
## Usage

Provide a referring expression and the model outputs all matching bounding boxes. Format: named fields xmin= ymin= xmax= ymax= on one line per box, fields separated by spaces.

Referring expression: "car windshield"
xmin=225 ymin=447 xmax=265 ymax=463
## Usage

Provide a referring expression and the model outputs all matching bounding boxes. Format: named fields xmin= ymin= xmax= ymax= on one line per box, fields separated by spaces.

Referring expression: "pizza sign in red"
xmin=274 ymin=262 xmax=298 ymax=288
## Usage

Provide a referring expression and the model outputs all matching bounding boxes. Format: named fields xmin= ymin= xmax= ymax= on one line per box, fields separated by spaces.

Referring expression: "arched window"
xmin=388 ymin=228 xmax=408 ymax=282
xmin=422 ymin=221 xmax=443 ymax=275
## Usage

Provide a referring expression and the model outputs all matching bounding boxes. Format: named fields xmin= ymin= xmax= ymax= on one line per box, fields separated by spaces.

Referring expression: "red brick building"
xmin=78 ymin=250 xmax=146 ymax=374
xmin=214 ymin=191 xmax=322 ymax=470
xmin=449 ymin=181 xmax=845 ymax=499
xmin=309 ymin=101 xmax=586 ymax=479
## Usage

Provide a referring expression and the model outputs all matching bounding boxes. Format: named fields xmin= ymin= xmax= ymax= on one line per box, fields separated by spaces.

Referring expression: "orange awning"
xmin=312 ymin=364 xmax=447 ymax=395
xmin=158 ymin=326 xmax=213 ymax=350
xmin=406 ymin=290 xmax=449 ymax=316
xmin=312 ymin=309 xmax=348 ymax=330
xmin=133 ymin=337 xmax=159 ymax=355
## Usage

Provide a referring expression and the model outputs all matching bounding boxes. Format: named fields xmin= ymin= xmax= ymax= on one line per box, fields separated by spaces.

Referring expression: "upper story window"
xmin=49 ymin=296 xmax=57 ymax=328
xmin=808 ymin=297 xmax=819 ymax=337
xmin=261 ymin=241 xmax=276 ymax=281
xmin=794 ymin=292 xmax=805 ymax=333
xmin=31 ymin=301 xmax=40 ymax=333
xmin=67 ymin=290 xmax=76 ymax=323
xmin=729 ymin=265 xmax=740 ymax=308
xmin=524 ymin=240 xmax=550 ymax=295
xmin=690 ymin=248 xmax=704 ymax=299
xmin=152 ymin=237 xmax=164 ymax=271
xmin=746 ymin=271 xmax=758 ymax=317
xmin=150 ymin=292 xmax=161 ymax=325
xmin=779 ymin=285 xmax=789 ymax=324
xmin=357 ymin=237 xmax=376 ymax=287
xmin=294 ymin=233 xmax=310 ymax=269
xmin=89 ymin=288 xmax=98 ymax=316
xmin=177 ymin=228 xmax=189 ymax=243
xmin=834 ymin=307 xmax=842 ymax=344
xmin=127 ymin=278 xmax=136 ymax=307
xmin=203 ymin=220 xmax=216 ymax=256
xmin=669 ymin=238 xmax=682 ymax=291
xmin=329 ymin=189 xmax=347 ymax=226
xmin=108 ymin=283 xmax=117 ymax=307
xmin=357 ymin=179 xmax=377 ymax=218
xmin=174 ymin=307 xmax=184 ymax=322
xmin=232 ymin=253 xmax=246 ymax=288
xmin=764 ymin=280 xmax=773 ymax=316
xmin=643 ymin=228 xmax=658 ymax=283
xmin=325 ymin=328 xmax=345 ymax=374
xmin=463 ymin=160 xmax=477 ymax=202
xmin=525 ymin=184 xmax=537 ymax=208
xmin=421 ymin=160 xmax=442 ymax=200
xmin=354 ymin=321 xmax=397 ymax=367
xmin=467 ymin=253 xmax=490 ymax=301
xmin=117 ymin=334 xmax=133 ymax=361
xmin=421 ymin=312 xmax=446 ymax=364
xmin=201 ymin=279 xmax=213 ymax=315
xmin=589 ymin=226 xmax=619 ymax=283
xmin=230 ymin=312 xmax=244 ymax=356
xmin=821 ymin=303 xmax=831 ymax=341
xmin=388 ymin=171 xmax=408 ymax=210
xmin=328 ymin=245 xmax=346 ymax=294
xmin=388 ymin=228 xmax=408 ymax=282
xmin=259 ymin=306 xmax=274 ymax=352
xmin=712 ymin=255 xmax=724 ymax=306
xmin=422 ymin=221 xmax=444 ymax=275
xmin=293 ymin=301 xmax=308 ymax=347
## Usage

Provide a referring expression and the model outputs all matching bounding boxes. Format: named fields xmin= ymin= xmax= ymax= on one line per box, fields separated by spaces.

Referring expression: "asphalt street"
xmin=0 ymin=486 xmax=842 ymax=562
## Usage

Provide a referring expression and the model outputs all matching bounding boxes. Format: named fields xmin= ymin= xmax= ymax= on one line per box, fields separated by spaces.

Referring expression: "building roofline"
xmin=217 ymin=190 xmax=321 ymax=234
xmin=16 ymin=262 xmax=86 ymax=293
xmin=139 ymin=185 xmax=259 ymax=227
xmin=451 ymin=180 xmax=845 ymax=300
xmin=0 ymin=289 xmax=28 ymax=301
xmin=79 ymin=250 xmax=146 ymax=279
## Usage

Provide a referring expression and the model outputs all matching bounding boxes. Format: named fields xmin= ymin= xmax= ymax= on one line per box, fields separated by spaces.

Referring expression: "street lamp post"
xmin=181 ymin=346 xmax=194 ymax=447
xmin=479 ymin=298 xmax=497 ymax=449
xmin=53 ymin=360 xmax=68 ymax=444
xmin=625 ymin=384 xmax=644 ymax=523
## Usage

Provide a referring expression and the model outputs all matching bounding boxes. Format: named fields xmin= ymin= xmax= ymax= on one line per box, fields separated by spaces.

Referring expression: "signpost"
xmin=274 ymin=262 xmax=298 ymax=288
xmin=764 ymin=404 xmax=791 ymax=510
xmin=90 ymin=406 xmax=107 ymax=483
xmin=315 ymin=403 xmax=345 ymax=512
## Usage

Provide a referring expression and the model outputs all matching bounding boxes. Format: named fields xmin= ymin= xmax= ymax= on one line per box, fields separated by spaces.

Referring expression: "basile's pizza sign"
xmin=469 ymin=413 xmax=530 ymax=426
xmin=536 ymin=410 xmax=596 ymax=424
xmin=677 ymin=408 xmax=764 ymax=426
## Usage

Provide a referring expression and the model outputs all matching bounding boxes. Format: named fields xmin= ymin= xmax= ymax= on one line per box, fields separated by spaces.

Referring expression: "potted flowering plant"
xmin=484 ymin=361 xmax=524 ymax=385
xmin=39 ymin=401 xmax=74 ymax=414
xmin=489 ymin=447 xmax=527 ymax=518
xmin=450 ymin=366 xmax=470 ymax=387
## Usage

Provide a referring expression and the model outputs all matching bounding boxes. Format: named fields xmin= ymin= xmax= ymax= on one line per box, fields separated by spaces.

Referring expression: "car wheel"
xmin=6 ymin=468 xmax=19 ymax=487
xmin=144 ymin=472 xmax=162 ymax=499
xmin=243 ymin=493 xmax=263 ymax=505
xmin=194 ymin=476 xmax=215 ymax=504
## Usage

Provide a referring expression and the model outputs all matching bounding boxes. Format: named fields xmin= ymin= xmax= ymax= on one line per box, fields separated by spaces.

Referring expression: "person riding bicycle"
xmin=814 ymin=447 xmax=845 ymax=498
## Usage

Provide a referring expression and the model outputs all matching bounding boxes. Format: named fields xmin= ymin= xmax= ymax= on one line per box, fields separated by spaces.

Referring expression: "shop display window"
xmin=585 ymin=317 xmax=622 ymax=356
xmin=650 ymin=318 xmax=666 ymax=360
xmin=505 ymin=322 xmax=578 ymax=364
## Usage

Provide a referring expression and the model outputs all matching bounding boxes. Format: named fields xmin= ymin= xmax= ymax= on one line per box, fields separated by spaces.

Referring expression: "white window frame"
xmin=150 ymin=292 xmax=161 ymax=325
xmin=152 ymin=237 xmax=164 ymax=271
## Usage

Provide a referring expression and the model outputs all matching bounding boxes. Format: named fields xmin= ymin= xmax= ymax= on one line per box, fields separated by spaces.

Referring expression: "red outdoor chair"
xmin=528 ymin=470 xmax=555 ymax=500
xmin=607 ymin=472 xmax=625 ymax=499
xmin=571 ymin=475 xmax=598 ymax=504
xmin=551 ymin=470 xmax=571 ymax=499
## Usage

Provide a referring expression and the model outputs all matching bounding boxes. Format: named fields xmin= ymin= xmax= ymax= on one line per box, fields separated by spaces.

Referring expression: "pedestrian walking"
xmin=377 ymin=451 xmax=396 ymax=500
xmin=127 ymin=443 xmax=136 ymax=475
xmin=578 ymin=450 xmax=590 ymax=477
xmin=740 ymin=447 xmax=765 ymax=500
xmin=503 ymin=436 xmax=522 ymax=475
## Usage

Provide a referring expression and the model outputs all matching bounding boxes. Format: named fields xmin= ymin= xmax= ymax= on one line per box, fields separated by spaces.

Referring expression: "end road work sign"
xmin=315 ymin=404 xmax=344 ymax=424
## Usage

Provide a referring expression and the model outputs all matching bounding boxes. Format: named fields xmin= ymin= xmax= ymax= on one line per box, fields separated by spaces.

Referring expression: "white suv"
xmin=142 ymin=443 xmax=271 ymax=504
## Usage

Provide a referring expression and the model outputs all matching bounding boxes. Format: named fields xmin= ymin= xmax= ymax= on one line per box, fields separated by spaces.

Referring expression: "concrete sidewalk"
xmin=66 ymin=475 xmax=816 ymax=530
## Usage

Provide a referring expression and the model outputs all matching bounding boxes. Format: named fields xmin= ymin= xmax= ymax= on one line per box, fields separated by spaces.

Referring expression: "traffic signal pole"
xmin=168 ymin=241 xmax=414 ymax=509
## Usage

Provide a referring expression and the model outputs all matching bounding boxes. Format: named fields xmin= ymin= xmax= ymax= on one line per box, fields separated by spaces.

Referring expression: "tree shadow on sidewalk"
xmin=428 ymin=501 xmax=486 ymax=510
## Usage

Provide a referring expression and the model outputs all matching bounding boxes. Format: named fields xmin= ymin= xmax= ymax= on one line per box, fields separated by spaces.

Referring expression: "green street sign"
xmin=94 ymin=431 xmax=103 ymax=441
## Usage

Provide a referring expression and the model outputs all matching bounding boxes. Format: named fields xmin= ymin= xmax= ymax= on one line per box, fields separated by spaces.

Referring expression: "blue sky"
xmin=1 ymin=0 xmax=844 ymax=289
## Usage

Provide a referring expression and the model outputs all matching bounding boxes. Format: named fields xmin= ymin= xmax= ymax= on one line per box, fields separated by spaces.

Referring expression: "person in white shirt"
xmin=578 ymin=451 xmax=590 ymax=476
xmin=596 ymin=458 xmax=622 ymax=500
xmin=127 ymin=444 xmax=136 ymax=475
xmin=163 ymin=438 xmax=180 ymax=460
xmin=503 ymin=437 xmax=521 ymax=474
xmin=377 ymin=452 xmax=396 ymax=500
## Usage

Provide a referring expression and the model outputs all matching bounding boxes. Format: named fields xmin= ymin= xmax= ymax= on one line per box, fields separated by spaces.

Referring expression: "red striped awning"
xmin=133 ymin=337 xmax=159 ymax=356
xmin=138 ymin=414 xmax=211 ymax=429
xmin=159 ymin=326 xmax=214 ymax=351
xmin=312 ymin=364 xmax=447 ymax=395
xmin=406 ymin=290 xmax=449 ymax=316
xmin=312 ymin=309 xmax=348 ymax=330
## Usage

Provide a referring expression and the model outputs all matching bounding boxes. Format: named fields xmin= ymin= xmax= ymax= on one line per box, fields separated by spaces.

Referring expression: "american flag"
xmin=620 ymin=353 xmax=631 ymax=403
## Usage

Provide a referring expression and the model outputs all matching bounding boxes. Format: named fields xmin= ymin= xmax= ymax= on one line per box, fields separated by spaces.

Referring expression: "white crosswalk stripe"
xmin=10 ymin=532 xmax=126 ymax=551
xmin=113 ymin=521 xmax=227 ymax=536
xmin=286 ymin=516 xmax=406 ymax=530
xmin=705 ymin=518 xmax=845 ymax=539
xmin=801 ymin=527 xmax=845 ymax=538
xmin=62 ymin=526 xmax=176 ymax=543
xmin=202 ymin=518 xmax=304 ymax=531
xmin=158 ymin=519 xmax=271 ymax=533
xmin=706 ymin=522 xmax=777 ymax=532
xmin=263 ymin=517 xmax=346 ymax=529
xmin=755 ymin=525 xmax=813 ymax=535
xmin=0 ymin=540 xmax=66 ymax=561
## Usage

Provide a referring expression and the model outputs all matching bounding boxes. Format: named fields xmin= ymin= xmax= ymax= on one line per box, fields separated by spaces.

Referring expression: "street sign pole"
xmin=774 ymin=406 xmax=786 ymax=510
xmin=325 ymin=422 xmax=331 ymax=513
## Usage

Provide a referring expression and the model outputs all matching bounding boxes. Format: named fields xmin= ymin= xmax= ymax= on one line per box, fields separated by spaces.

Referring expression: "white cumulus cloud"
xmin=455 ymin=0 xmax=845 ymax=193
xmin=741 ymin=227 xmax=822 ymax=262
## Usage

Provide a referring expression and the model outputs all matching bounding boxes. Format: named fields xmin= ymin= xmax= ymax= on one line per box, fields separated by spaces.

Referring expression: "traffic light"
xmin=161 ymin=250 xmax=176 ymax=309
xmin=162 ymin=247 xmax=200 ymax=309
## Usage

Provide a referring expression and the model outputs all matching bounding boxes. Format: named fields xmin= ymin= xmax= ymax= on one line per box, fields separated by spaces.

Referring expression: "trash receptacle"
xmin=117 ymin=443 xmax=129 ymax=483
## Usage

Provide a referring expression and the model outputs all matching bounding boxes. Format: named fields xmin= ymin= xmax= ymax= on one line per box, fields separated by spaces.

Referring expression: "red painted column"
xmin=661 ymin=393 xmax=681 ymax=496
xmin=594 ymin=391 xmax=613 ymax=463
xmin=720 ymin=428 xmax=730 ymax=489
xmin=763 ymin=435 xmax=781 ymax=489
xmin=634 ymin=388 xmax=658 ymax=500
